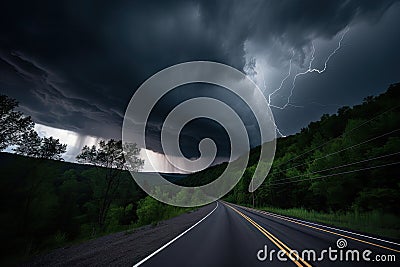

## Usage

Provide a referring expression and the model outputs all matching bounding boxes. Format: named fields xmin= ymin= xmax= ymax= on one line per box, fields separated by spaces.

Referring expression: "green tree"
xmin=0 ymin=95 xmax=34 ymax=150
xmin=14 ymin=131 xmax=67 ymax=160
xmin=76 ymin=139 xmax=143 ymax=230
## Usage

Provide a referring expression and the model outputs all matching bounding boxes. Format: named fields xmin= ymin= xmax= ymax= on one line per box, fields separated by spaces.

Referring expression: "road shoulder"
xmin=22 ymin=204 xmax=214 ymax=267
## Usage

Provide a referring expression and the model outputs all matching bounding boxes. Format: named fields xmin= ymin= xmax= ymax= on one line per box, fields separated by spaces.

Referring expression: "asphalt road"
xmin=137 ymin=201 xmax=399 ymax=267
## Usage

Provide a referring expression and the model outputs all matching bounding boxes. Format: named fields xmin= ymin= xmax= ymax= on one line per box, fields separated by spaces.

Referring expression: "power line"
xmin=267 ymin=161 xmax=400 ymax=187
xmin=274 ymin=105 xmax=399 ymax=168
xmin=268 ymin=151 xmax=400 ymax=184
xmin=270 ymin=128 xmax=400 ymax=177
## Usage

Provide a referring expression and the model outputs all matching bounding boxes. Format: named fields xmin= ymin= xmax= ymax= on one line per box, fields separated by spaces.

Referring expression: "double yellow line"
xmin=225 ymin=203 xmax=312 ymax=267
xmin=242 ymin=206 xmax=400 ymax=254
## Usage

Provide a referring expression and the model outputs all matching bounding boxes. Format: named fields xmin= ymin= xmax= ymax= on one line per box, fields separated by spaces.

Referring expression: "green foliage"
xmin=256 ymin=206 xmax=400 ymax=239
xmin=354 ymin=188 xmax=400 ymax=212
xmin=136 ymin=196 xmax=165 ymax=225
xmin=0 ymin=95 xmax=34 ymax=150
xmin=189 ymin=83 xmax=400 ymax=236
xmin=1 ymin=94 xmax=67 ymax=160
xmin=227 ymin=83 xmax=400 ymax=213
xmin=1 ymin=83 xmax=399 ymax=265
xmin=76 ymin=139 xmax=144 ymax=230
xmin=14 ymin=132 xmax=67 ymax=160
xmin=136 ymin=196 xmax=192 ymax=226
xmin=0 ymin=153 xmax=146 ymax=265
xmin=0 ymin=151 xmax=189 ymax=265
xmin=105 ymin=204 xmax=134 ymax=232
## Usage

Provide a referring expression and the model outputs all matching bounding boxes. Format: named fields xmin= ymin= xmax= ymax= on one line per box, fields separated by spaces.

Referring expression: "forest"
xmin=0 ymin=96 xmax=189 ymax=265
xmin=0 ymin=153 xmax=194 ymax=265
xmin=0 ymin=83 xmax=399 ymax=265
xmin=181 ymin=83 xmax=400 ymax=237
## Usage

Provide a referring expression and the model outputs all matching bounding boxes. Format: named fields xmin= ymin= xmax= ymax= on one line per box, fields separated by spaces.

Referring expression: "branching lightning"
xmin=247 ymin=27 xmax=349 ymax=137
xmin=275 ymin=26 xmax=349 ymax=110
xmin=268 ymin=50 xmax=294 ymax=105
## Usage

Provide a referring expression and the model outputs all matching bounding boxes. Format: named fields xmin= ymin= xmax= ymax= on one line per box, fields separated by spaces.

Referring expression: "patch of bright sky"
xmin=34 ymin=124 xmax=101 ymax=162
xmin=30 ymin=124 xmax=185 ymax=173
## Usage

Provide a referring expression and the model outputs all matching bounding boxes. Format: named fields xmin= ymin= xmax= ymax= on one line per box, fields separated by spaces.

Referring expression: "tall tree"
xmin=0 ymin=95 xmax=34 ymax=150
xmin=12 ymin=130 xmax=67 ymax=240
xmin=76 ymin=139 xmax=143 ymax=229
xmin=14 ymin=131 xmax=67 ymax=160
xmin=13 ymin=130 xmax=41 ymax=157
xmin=39 ymin=136 xmax=67 ymax=160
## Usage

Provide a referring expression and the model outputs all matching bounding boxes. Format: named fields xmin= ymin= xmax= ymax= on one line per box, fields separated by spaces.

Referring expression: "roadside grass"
xmin=256 ymin=206 xmax=400 ymax=239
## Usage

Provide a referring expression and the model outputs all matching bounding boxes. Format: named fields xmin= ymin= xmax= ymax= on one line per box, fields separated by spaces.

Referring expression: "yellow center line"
xmin=239 ymin=205 xmax=400 ymax=254
xmin=242 ymin=213 xmax=312 ymax=267
xmin=225 ymin=203 xmax=312 ymax=267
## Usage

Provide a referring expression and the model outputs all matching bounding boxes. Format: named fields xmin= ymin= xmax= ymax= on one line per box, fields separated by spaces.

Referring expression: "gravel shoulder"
xmin=22 ymin=204 xmax=215 ymax=267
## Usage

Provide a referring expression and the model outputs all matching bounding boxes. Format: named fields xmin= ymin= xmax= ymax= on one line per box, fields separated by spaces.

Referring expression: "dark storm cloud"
xmin=0 ymin=0 xmax=399 ymax=157
xmin=0 ymin=0 xmax=244 ymax=142
xmin=199 ymin=0 xmax=397 ymax=66
xmin=271 ymin=4 xmax=400 ymax=135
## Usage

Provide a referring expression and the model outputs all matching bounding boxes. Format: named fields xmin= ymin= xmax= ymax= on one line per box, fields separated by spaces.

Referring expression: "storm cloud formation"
xmin=1 ymin=0 xmax=399 ymax=160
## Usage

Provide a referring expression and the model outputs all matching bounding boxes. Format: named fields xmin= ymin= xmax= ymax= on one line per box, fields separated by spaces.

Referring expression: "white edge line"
xmin=133 ymin=201 xmax=219 ymax=267
xmin=239 ymin=205 xmax=400 ymax=247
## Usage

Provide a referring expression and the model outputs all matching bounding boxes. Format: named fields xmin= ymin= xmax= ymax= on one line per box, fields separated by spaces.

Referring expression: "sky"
xmin=1 ymin=0 xmax=400 ymax=172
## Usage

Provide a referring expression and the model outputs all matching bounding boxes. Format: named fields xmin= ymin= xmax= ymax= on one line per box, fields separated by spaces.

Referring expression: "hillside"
xmin=1 ymin=82 xmax=399 ymax=265
xmin=181 ymin=83 xmax=400 ymax=215
xmin=0 ymin=153 xmax=190 ymax=265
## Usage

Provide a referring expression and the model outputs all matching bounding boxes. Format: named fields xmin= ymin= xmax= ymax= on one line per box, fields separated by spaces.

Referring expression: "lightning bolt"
xmin=273 ymin=120 xmax=286 ymax=137
xmin=246 ymin=27 xmax=349 ymax=137
xmin=268 ymin=50 xmax=295 ymax=105
xmin=266 ymin=50 xmax=305 ymax=110
xmin=254 ymin=51 xmax=295 ymax=137
xmin=276 ymin=26 xmax=349 ymax=109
